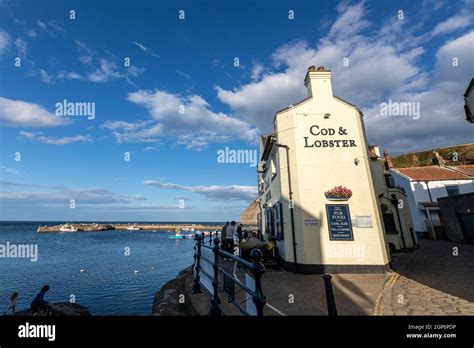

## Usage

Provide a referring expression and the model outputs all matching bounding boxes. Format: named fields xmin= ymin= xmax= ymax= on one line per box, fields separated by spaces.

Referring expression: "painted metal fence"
xmin=192 ymin=233 xmax=266 ymax=316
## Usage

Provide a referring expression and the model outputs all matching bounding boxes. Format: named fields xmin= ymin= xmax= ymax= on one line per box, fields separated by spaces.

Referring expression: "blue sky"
xmin=0 ymin=0 xmax=473 ymax=221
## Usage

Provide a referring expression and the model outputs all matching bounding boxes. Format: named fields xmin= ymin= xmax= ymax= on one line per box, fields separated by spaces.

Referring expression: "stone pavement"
xmin=155 ymin=239 xmax=474 ymax=315
xmin=375 ymin=239 xmax=474 ymax=315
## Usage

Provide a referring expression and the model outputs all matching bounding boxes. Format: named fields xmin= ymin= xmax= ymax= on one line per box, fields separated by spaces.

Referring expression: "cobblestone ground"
xmin=375 ymin=239 xmax=474 ymax=315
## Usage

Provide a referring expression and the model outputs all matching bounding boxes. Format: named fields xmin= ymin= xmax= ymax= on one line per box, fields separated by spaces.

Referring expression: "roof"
xmin=451 ymin=165 xmax=474 ymax=176
xmin=275 ymin=96 xmax=312 ymax=115
xmin=260 ymin=135 xmax=275 ymax=161
xmin=393 ymin=166 xmax=472 ymax=181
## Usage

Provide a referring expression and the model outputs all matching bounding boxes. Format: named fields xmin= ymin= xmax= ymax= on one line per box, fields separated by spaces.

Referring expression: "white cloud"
xmin=118 ymin=90 xmax=260 ymax=149
xmin=0 ymin=181 xmax=147 ymax=206
xmin=19 ymin=131 xmax=92 ymax=145
xmin=36 ymin=20 xmax=47 ymax=29
xmin=87 ymin=58 xmax=144 ymax=84
xmin=250 ymin=61 xmax=264 ymax=82
xmin=14 ymin=37 xmax=27 ymax=58
xmin=143 ymin=180 xmax=257 ymax=202
xmin=364 ymin=31 xmax=474 ymax=154
xmin=215 ymin=2 xmax=474 ymax=153
xmin=0 ymin=28 xmax=11 ymax=55
xmin=57 ymin=71 xmax=83 ymax=80
xmin=432 ymin=13 xmax=472 ymax=37
xmin=36 ymin=19 xmax=65 ymax=37
xmin=26 ymin=29 xmax=37 ymax=38
xmin=0 ymin=97 xmax=67 ymax=127
xmin=38 ymin=69 xmax=54 ymax=84
xmin=0 ymin=166 xmax=19 ymax=175
xmin=130 ymin=41 xmax=159 ymax=58
xmin=176 ymin=70 xmax=191 ymax=79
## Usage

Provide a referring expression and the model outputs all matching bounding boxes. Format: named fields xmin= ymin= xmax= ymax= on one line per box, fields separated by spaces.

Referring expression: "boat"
xmin=168 ymin=229 xmax=194 ymax=239
xmin=126 ymin=224 xmax=142 ymax=231
xmin=59 ymin=224 xmax=79 ymax=232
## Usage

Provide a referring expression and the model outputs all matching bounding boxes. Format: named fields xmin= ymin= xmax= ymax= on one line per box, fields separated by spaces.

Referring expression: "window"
xmin=273 ymin=202 xmax=284 ymax=241
xmin=445 ymin=185 xmax=460 ymax=197
xmin=265 ymin=208 xmax=274 ymax=237
xmin=271 ymin=155 xmax=277 ymax=179
xmin=384 ymin=174 xmax=395 ymax=188
xmin=382 ymin=213 xmax=398 ymax=234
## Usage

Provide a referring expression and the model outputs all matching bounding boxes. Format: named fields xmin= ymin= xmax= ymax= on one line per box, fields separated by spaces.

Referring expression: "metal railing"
xmin=192 ymin=234 xmax=266 ymax=316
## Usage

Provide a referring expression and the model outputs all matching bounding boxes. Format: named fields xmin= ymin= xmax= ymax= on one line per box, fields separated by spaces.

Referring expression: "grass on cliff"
xmin=391 ymin=143 xmax=474 ymax=168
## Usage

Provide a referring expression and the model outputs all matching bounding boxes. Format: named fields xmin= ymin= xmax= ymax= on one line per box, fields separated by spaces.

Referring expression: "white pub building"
xmin=257 ymin=66 xmax=391 ymax=274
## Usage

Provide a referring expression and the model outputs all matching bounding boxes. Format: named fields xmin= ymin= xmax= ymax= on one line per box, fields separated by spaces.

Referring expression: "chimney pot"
xmin=317 ymin=66 xmax=325 ymax=72
xmin=308 ymin=65 xmax=316 ymax=72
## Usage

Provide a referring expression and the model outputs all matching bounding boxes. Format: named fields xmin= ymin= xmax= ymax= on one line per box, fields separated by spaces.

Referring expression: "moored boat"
xmin=59 ymin=223 xmax=79 ymax=232
xmin=126 ymin=224 xmax=141 ymax=231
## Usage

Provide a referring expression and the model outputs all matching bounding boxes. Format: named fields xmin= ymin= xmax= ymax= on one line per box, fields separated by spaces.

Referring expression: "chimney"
xmin=383 ymin=150 xmax=394 ymax=170
xmin=432 ymin=151 xmax=445 ymax=166
xmin=304 ymin=65 xmax=333 ymax=100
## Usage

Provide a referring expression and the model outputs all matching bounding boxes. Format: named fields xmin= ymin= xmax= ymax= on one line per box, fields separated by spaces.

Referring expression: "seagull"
xmin=80 ymin=269 xmax=85 ymax=273
xmin=134 ymin=270 xmax=139 ymax=274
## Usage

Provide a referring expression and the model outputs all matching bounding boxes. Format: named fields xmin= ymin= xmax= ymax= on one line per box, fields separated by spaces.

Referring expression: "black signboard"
xmin=326 ymin=204 xmax=353 ymax=240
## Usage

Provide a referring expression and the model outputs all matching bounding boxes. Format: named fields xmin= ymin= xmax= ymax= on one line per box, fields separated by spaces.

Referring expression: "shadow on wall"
xmin=258 ymin=198 xmax=390 ymax=315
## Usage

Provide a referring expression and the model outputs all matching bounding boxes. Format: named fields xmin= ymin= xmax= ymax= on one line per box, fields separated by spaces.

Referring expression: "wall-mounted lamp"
xmin=354 ymin=157 xmax=360 ymax=166
xmin=324 ymin=113 xmax=331 ymax=119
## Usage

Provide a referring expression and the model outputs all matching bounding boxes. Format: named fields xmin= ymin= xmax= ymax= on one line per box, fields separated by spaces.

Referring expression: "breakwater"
xmin=36 ymin=223 xmax=222 ymax=233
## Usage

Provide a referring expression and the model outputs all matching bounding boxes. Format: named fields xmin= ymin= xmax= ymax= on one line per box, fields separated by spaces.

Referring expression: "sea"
xmin=0 ymin=221 xmax=219 ymax=315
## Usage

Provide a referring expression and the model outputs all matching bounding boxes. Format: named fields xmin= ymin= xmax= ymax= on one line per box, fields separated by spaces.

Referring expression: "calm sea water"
xmin=0 ymin=221 xmax=214 ymax=315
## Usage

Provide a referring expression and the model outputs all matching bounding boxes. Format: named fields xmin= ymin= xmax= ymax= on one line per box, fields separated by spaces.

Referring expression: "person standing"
xmin=221 ymin=222 xmax=229 ymax=248
xmin=3 ymin=292 xmax=18 ymax=315
xmin=225 ymin=221 xmax=237 ymax=253
xmin=236 ymin=224 xmax=243 ymax=243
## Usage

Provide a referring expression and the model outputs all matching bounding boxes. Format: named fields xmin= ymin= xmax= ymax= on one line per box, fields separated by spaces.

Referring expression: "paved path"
xmin=375 ymin=239 xmax=474 ymax=315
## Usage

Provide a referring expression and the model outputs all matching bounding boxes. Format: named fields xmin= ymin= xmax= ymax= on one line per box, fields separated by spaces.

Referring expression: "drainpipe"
xmin=391 ymin=195 xmax=407 ymax=250
xmin=423 ymin=180 xmax=436 ymax=240
xmin=424 ymin=180 xmax=433 ymax=202
xmin=274 ymin=142 xmax=298 ymax=273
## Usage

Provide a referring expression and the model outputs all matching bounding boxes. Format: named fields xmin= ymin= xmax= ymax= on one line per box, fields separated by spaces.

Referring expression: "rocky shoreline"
xmin=152 ymin=267 xmax=208 ymax=316
xmin=15 ymin=302 xmax=91 ymax=316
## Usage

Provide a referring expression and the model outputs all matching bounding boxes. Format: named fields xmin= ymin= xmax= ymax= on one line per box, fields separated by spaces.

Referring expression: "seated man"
xmin=31 ymin=285 xmax=50 ymax=314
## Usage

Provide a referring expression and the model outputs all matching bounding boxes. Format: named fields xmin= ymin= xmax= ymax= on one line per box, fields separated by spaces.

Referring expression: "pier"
xmin=36 ymin=223 xmax=222 ymax=233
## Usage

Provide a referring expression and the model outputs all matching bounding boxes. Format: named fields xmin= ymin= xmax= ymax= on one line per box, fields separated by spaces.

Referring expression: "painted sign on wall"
xmin=326 ymin=204 xmax=354 ymax=240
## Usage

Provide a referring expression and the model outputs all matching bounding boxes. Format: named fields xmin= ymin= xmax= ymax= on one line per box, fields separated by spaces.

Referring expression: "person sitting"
xmin=31 ymin=285 xmax=50 ymax=315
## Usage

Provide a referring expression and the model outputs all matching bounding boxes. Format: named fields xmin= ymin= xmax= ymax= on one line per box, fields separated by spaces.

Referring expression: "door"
xmin=459 ymin=213 xmax=474 ymax=244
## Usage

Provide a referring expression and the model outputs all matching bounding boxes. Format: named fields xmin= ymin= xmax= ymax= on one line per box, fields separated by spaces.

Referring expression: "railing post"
xmin=209 ymin=231 xmax=212 ymax=245
xmin=209 ymin=237 xmax=222 ymax=316
xmin=192 ymin=234 xmax=202 ymax=294
xmin=322 ymin=273 xmax=337 ymax=316
xmin=250 ymin=249 xmax=266 ymax=316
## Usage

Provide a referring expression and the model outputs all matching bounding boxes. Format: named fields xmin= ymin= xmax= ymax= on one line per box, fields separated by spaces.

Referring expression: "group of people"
xmin=3 ymin=285 xmax=51 ymax=315
xmin=220 ymin=221 xmax=263 ymax=253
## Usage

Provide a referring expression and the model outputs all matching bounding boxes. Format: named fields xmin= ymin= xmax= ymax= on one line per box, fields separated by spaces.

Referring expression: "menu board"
xmin=326 ymin=204 xmax=354 ymax=241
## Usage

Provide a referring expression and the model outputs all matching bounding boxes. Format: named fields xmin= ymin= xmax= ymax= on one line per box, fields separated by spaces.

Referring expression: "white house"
xmin=390 ymin=165 xmax=474 ymax=239
xmin=257 ymin=65 xmax=390 ymax=274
